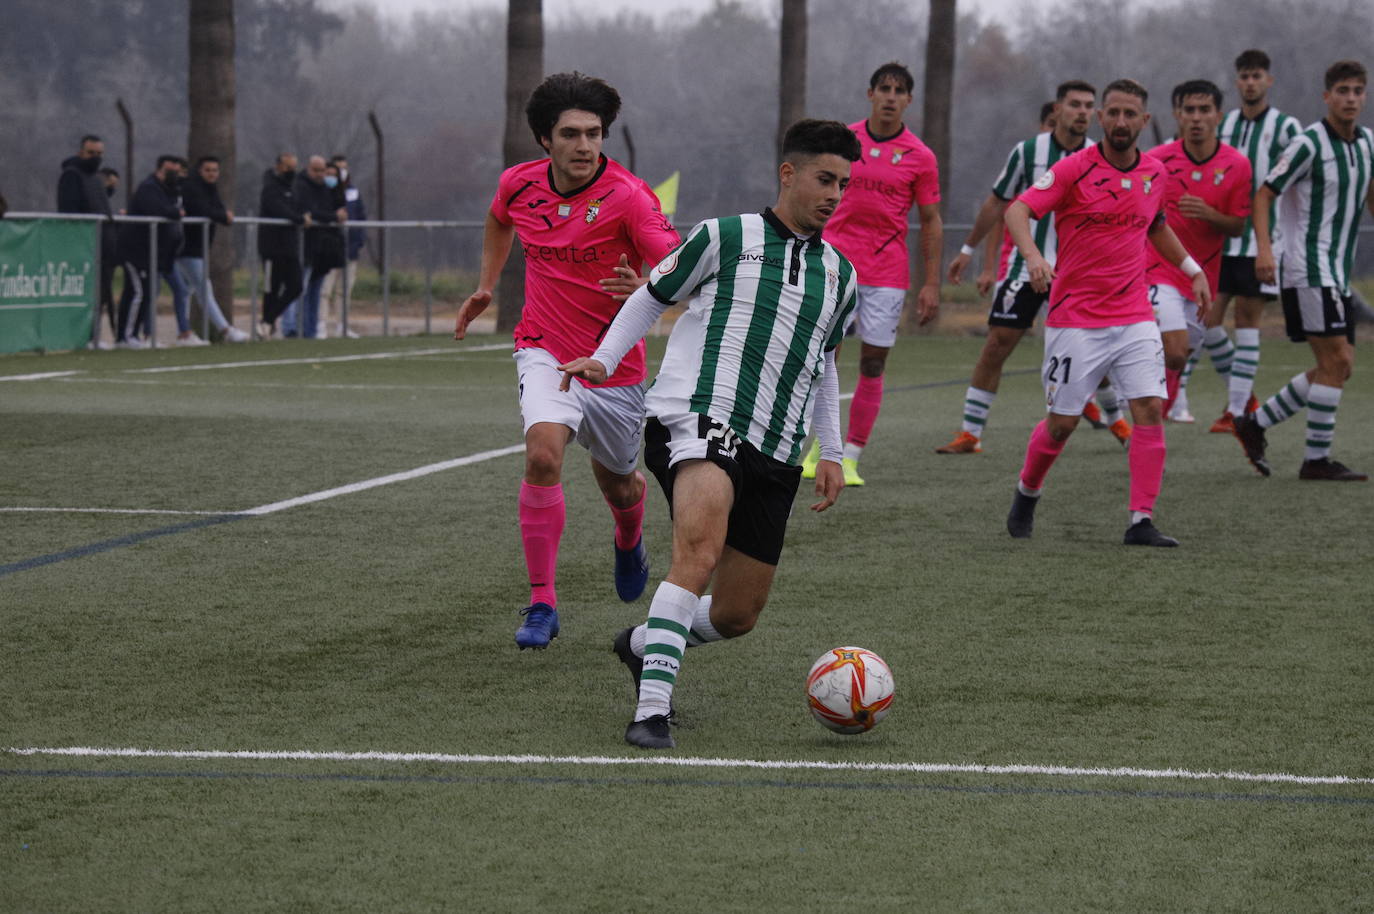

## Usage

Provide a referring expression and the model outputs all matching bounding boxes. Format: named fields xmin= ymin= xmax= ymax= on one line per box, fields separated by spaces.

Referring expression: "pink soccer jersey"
xmin=491 ymin=156 xmax=680 ymax=387
xmin=1017 ymin=143 xmax=1167 ymax=329
xmin=1144 ymin=140 xmax=1252 ymax=297
xmin=823 ymin=121 xmax=940 ymax=290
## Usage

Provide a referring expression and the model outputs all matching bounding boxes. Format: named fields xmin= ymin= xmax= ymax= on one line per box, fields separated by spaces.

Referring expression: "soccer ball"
xmin=805 ymin=646 xmax=894 ymax=734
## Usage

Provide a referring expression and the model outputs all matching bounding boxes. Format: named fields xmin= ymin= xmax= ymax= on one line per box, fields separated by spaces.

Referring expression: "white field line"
xmin=0 ymin=507 xmax=243 ymax=516
xmin=58 ymin=378 xmax=484 ymax=391
xmin=125 ymin=343 xmax=509 ymax=374
xmin=5 ymin=746 xmax=1371 ymax=788
xmin=0 ymin=370 xmax=83 ymax=381
xmin=240 ymin=445 xmax=525 ymax=516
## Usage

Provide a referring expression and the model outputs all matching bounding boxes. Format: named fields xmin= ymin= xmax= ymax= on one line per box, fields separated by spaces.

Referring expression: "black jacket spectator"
xmin=257 ymin=167 xmax=305 ymax=260
xmin=118 ymin=172 xmax=183 ymax=272
xmin=294 ymin=172 xmax=344 ymax=272
xmin=180 ymin=172 xmax=230 ymax=258
xmin=57 ymin=155 xmax=114 ymax=218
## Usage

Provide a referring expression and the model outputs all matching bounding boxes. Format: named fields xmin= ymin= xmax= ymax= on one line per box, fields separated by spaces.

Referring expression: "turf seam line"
xmin=122 ymin=343 xmax=509 ymax=374
xmin=7 ymin=747 xmax=1371 ymax=788
xmin=0 ymin=370 xmax=83 ymax=381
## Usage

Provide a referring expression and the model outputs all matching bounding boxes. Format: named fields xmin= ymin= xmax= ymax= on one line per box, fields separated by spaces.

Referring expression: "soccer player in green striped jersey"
xmin=1189 ymin=49 xmax=1303 ymax=432
xmin=559 ymin=120 xmax=862 ymax=749
xmin=1234 ymin=60 xmax=1374 ymax=481
xmin=939 ymin=81 xmax=1127 ymax=453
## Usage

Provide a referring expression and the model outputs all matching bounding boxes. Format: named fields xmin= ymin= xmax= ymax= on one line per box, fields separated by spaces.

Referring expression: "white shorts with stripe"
xmin=842 ymin=285 xmax=906 ymax=348
xmin=1042 ymin=321 xmax=1166 ymax=416
xmin=513 ymin=347 xmax=645 ymax=475
xmin=1150 ymin=283 xmax=1205 ymax=353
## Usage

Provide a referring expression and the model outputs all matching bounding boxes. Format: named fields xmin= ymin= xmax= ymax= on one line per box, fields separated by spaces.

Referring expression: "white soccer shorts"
xmin=513 ymin=347 xmax=645 ymax=475
xmin=842 ymin=285 xmax=906 ymax=348
xmin=1150 ymin=283 xmax=1204 ymax=353
xmin=1041 ymin=321 xmax=1166 ymax=415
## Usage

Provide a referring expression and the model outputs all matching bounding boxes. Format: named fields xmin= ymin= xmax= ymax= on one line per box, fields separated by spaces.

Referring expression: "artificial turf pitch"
xmin=2 ymin=333 xmax=1371 ymax=911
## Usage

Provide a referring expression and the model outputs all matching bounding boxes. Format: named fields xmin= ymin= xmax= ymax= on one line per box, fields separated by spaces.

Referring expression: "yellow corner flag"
xmin=653 ymin=171 xmax=680 ymax=219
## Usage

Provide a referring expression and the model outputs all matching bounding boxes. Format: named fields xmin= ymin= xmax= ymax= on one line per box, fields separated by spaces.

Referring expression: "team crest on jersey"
xmin=1034 ymin=170 xmax=1055 ymax=190
xmin=557 ymin=203 xmax=571 ymax=217
xmin=825 ymin=267 xmax=840 ymax=298
xmin=585 ymin=199 xmax=603 ymax=224
xmin=891 ymin=150 xmax=904 ymax=164
xmin=1142 ymin=176 xmax=1153 ymax=194
xmin=1213 ymin=168 xmax=1227 ymax=186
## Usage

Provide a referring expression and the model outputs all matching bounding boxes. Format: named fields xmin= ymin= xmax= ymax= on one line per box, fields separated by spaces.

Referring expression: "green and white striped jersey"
xmin=1220 ymin=106 xmax=1301 ymax=256
xmin=1266 ymin=120 xmax=1373 ymax=292
xmin=644 ymin=209 xmax=858 ymax=465
xmin=990 ymin=132 xmax=1083 ymax=282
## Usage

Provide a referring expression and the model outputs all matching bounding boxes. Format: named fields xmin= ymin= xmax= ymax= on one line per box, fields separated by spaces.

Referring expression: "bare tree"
xmin=922 ymin=0 xmax=956 ymax=211
xmin=188 ymin=0 xmax=236 ymax=322
xmin=777 ymin=0 xmax=807 ymax=158
xmin=497 ymin=0 xmax=544 ymax=334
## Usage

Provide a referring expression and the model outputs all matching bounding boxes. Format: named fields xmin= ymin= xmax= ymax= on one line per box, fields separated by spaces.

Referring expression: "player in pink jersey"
xmin=454 ymin=73 xmax=680 ymax=650
xmin=1145 ymin=80 xmax=1252 ymax=419
xmin=800 ymin=61 xmax=942 ymax=487
xmin=1003 ymin=79 xmax=1212 ymax=547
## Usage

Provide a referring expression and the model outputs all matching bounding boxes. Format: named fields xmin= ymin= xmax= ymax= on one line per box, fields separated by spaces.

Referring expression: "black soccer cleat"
xmin=625 ymin=714 xmax=675 ymax=750
xmin=1232 ymin=414 xmax=1271 ymax=477
xmin=1298 ymin=458 xmax=1368 ymax=481
xmin=1006 ymin=490 xmax=1039 ymax=539
xmin=1122 ymin=518 xmax=1179 ymax=547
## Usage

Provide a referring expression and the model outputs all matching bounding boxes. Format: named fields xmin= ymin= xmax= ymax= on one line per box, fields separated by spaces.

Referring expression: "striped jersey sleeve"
xmin=648 ymin=219 xmax=719 ymax=302
xmin=825 ymin=259 xmax=859 ymax=350
xmin=991 ymin=140 xmax=1030 ymax=201
xmin=1265 ymin=133 xmax=1317 ymax=194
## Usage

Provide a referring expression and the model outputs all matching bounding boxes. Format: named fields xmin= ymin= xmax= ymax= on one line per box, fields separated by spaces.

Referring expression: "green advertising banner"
xmin=0 ymin=219 xmax=98 ymax=354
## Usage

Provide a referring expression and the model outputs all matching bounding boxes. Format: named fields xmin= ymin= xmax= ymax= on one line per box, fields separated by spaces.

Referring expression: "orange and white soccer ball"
xmin=806 ymin=646 xmax=894 ymax=734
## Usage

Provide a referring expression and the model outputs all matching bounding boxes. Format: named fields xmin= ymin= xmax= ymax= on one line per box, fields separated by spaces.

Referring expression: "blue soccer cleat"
xmin=515 ymin=603 xmax=559 ymax=650
xmin=614 ymin=537 xmax=650 ymax=602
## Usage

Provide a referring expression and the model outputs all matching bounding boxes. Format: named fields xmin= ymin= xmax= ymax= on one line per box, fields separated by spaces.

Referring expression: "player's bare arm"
xmin=1004 ymin=199 xmax=1052 ymax=292
xmin=1251 ymin=184 xmax=1279 ymax=285
xmin=597 ymin=253 xmax=648 ymax=302
xmin=947 ymin=193 xmax=1008 ymax=284
xmin=455 ymin=211 xmax=515 ymax=340
xmin=916 ymin=202 xmax=943 ymax=324
xmin=1148 ymin=220 xmax=1213 ymax=319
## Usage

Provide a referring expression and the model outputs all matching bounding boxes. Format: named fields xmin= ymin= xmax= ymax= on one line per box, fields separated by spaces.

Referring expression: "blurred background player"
xmin=941 ymin=81 xmax=1132 ymax=451
xmin=1003 ymin=80 xmax=1211 ymax=547
xmin=1176 ymin=49 xmax=1302 ymax=428
xmin=1145 ymin=80 xmax=1251 ymax=415
xmin=454 ymin=72 xmax=681 ymax=649
xmin=800 ymin=61 xmax=941 ymax=486
xmin=559 ymin=119 xmax=859 ymax=750
xmin=1235 ymin=60 xmax=1373 ymax=481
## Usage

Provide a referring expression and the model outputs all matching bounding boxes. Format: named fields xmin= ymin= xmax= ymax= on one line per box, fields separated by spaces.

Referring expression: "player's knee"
xmin=523 ymin=447 xmax=562 ymax=484
xmin=858 ymin=355 xmax=886 ymax=378
xmin=1164 ymin=352 xmax=1189 ymax=373
xmin=713 ymin=598 xmax=766 ymax=638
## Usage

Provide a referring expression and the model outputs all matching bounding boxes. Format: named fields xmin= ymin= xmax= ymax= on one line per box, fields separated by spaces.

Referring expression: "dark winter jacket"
xmin=180 ymin=173 xmax=230 ymax=258
xmin=117 ymin=173 xmax=183 ymax=271
xmin=342 ymin=185 xmax=367 ymax=261
xmin=257 ymin=167 xmax=305 ymax=260
xmin=294 ymin=173 xmax=344 ymax=271
xmin=57 ymin=156 xmax=113 ymax=218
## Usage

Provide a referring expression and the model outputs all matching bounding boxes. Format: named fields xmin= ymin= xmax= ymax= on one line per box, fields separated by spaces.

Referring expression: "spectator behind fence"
xmin=257 ymin=153 xmax=307 ymax=337
xmin=115 ymin=155 xmax=184 ymax=348
xmin=99 ymin=167 xmax=121 ymax=209
xmin=158 ymin=157 xmax=207 ymax=346
xmin=281 ymin=155 xmax=346 ymax=339
xmin=57 ymin=134 xmax=117 ymax=344
xmin=319 ymin=153 xmax=366 ymax=338
xmin=176 ymin=155 xmax=249 ymax=343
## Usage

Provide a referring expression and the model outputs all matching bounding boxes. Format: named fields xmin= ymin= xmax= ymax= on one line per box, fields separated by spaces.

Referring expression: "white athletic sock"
xmin=842 ymin=442 xmax=864 ymax=462
xmin=960 ymin=386 xmax=996 ymax=437
xmin=1017 ymin=480 xmax=1042 ymax=498
xmin=1177 ymin=350 xmax=1199 ymax=392
xmin=1201 ymin=326 xmax=1234 ymax=376
xmin=1130 ymin=510 xmax=1152 ymax=525
xmin=1256 ymin=372 xmax=1311 ymax=429
xmin=631 ymin=594 xmax=721 ymax=653
xmin=635 ymin=581 xmax=699 ymax=721
xmin=1096 ymin=385 xmax=1123 ymax=424
xmin=1304 ymin=384 xmax=1342 ymax=460
xmin=1228 ymin=328 xmax=1261 ymax=415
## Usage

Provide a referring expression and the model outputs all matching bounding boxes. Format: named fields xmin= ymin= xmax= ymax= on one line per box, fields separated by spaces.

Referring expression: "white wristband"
xmin=959 ymin=243 xmax=977 ymax=257
xmin=1180 ymin=256 xmax=1202 ymax=278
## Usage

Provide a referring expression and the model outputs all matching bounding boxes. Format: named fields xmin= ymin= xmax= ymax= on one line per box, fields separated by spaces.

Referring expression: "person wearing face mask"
xmin=114 ymin=155 xmax=185 ymax=348
xmin=258 ymin=153 xmax=308 ymax=337
xmin=319 ymin=154 xmax=366 ymax=339
xmin=58 ymin=134 xmax=117 ymax=345
xmin=280 ymin=154 xmax=346 ymax=339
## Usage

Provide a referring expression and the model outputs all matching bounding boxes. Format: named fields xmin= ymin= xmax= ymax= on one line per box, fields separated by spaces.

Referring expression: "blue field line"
xmin=2 ymin=766 xmax=1369 ymax=807
xmin=0 ymin=514 xmax=247 ymax=579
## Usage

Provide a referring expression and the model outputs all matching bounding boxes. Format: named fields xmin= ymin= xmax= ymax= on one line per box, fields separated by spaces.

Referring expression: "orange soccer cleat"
xmin=1109 ymin=419 xmax=1132 ymax=449
xmin=1081 ymin=400 xmax=1107 ymax=429
xmin=1209 ymin=411 xmax=1236 ymax=434
xmin=935 ymin=430 xmax=982 ymax=454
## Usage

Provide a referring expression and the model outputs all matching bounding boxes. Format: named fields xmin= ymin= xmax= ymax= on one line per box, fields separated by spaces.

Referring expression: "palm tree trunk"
xmin=497 ymin=0 xmax=544 ymax=334
xmin=777 ymin=0 xmax=808 ymax=158
xmin=922 ymin=0 xmax=956 ymax=211
xmin=188 ymin=0 xmax=236 ymax=328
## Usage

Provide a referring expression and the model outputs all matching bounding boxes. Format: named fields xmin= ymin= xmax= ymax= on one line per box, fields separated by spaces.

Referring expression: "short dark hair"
xmin=196 ymin=155 xmax=220 ymax=168
xmin=1325 ymin=59 xmax=1367 ymax=90
xmin=156 ymin=154 xmax=183 ymax=170
xmin=1103 ymin=78 xmax=1149 ymax=106
xmin=1039 ymin=100 xmax=1057 ymax=125
xmin=1172 ymin=79 xmax=1223 ymax=110
xmin=869 ymin=61 xmax=914 ymax=94
xmin=99 ymin=167 xmax=119 ymax=179
xmin=1056 ymin=80 xmax=1096 ymax=100
xmin=80 ymin=134 xmax=102 ymax=147
xmin=781 ymin=119 xmax=862 ymax=165
xmin=329 ymin=154 xmax=348 ymax=165
xmin=1235 ymin=49 xmax=1271 ymax=73
xmin=526 ymin=72 xmax=621 ymax=145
